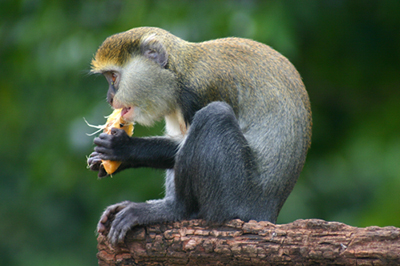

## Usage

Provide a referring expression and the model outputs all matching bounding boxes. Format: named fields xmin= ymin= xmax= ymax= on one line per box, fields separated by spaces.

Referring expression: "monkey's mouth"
xmin=121 ymin=106 xmax=134 ymax=120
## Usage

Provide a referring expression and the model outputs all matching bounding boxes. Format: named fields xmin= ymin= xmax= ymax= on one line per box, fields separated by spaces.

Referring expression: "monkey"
xmin=87 ymin=27 xmax=312 ymax=245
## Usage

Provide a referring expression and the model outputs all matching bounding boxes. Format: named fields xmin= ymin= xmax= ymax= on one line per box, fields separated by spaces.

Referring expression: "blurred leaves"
xmin=1 ymin=0 xmax=399 ymax=265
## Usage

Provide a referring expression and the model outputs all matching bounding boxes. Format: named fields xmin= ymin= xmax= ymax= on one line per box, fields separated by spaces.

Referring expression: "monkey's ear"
xmin=140 ymin=35 xmax=168 ymax=68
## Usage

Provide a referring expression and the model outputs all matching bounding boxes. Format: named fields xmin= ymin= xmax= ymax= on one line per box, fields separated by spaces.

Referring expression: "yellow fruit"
xmin=101 ymin=109 xmax=134 ymax=175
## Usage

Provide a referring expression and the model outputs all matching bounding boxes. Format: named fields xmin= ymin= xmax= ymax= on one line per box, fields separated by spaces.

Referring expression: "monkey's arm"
xmin=88 ymin=128 xmax=178 ymax=176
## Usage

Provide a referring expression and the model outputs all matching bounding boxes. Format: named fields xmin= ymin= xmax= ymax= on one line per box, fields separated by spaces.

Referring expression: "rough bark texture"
xmin=97 ymin=219 xmax=400 ymax=265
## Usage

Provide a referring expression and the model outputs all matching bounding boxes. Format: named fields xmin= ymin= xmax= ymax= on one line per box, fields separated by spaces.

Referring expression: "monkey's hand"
xmin=94 ymin=128 xmax=133 ymax=162
xmin=88 ymin=128 xmax=134 ymax=178
xmin=97 ymin=201 xmax=140 ymax=245
xmin=87 ymin=151 xmax=132 ymax=178
xmin=87 ymin=151 xmax=109 ymax=178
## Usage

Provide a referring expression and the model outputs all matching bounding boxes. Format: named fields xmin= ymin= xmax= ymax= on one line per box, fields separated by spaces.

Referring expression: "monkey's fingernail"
xmin=100 ymin=215 xmax=108 ymax=223
xmin=98 ymin=223 xmax=106 ymax=232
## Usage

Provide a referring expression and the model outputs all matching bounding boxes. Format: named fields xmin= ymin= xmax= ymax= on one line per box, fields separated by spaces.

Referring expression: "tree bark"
xmin=97 ymin=219 xmax=400 ymax=265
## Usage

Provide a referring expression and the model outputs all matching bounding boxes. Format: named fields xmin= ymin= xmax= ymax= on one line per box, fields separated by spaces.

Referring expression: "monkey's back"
xmin=195 ymin=37 xmax=309 ymax=120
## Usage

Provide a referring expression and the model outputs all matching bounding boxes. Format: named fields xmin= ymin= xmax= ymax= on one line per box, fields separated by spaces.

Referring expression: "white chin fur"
xmin=131 ymin=107 xmax=157 ymax=127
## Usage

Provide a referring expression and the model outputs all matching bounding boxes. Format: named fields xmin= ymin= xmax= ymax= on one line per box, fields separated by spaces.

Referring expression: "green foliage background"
xmin=1 ymin=0 xmax=399 ymax=265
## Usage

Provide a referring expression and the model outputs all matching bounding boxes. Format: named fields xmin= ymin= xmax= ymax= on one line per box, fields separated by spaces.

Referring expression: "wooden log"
xmin=97 ymin=219 xmax=400 ymax=265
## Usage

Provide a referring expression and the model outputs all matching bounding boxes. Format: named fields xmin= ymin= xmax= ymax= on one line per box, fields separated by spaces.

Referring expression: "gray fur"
xmin=88 ymin=27 xmax=312 ymax=245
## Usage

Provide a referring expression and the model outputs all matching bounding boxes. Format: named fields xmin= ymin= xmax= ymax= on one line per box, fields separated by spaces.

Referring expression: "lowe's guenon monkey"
xmin=87 ymin=27 xmax=312 ymax=245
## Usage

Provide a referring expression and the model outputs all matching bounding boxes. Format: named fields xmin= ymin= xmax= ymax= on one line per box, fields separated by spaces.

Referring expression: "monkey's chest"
xmin=165 ymin=109 xmax=187 ymax=138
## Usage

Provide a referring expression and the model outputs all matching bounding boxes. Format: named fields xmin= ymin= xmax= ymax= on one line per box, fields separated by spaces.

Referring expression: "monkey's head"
xmin=91 ymin=28 xmax=179 ymax=126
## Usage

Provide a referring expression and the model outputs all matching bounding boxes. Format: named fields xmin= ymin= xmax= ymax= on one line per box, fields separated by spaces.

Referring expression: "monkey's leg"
xmin=174 ymin=101 xmax=265 ymax=223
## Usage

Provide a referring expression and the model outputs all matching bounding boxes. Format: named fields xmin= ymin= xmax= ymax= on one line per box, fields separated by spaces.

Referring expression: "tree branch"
xmin=97 ymin=219 xmax=400 ymax=265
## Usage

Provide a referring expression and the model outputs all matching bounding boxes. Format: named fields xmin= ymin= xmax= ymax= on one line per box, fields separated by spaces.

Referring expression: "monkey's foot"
xmin=97 ymin=201 xmax=139 ymax=245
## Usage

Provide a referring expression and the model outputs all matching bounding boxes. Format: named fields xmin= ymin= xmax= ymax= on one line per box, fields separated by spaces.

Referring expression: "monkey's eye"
xmin=103 ymin=71 xmax=119 ymax=87
xmin=111 ymin=72 xmax=117 ymax=85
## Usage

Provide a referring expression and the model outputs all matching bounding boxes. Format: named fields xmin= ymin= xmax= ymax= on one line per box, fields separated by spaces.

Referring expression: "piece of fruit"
xmin=101 ymin=109 xmax=134 ymax=175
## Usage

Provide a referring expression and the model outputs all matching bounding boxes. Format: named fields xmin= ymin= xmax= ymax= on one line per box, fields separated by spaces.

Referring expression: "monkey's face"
xmin=92 ymin=30 xmax=179 ymax=126
xmin=102 ymin=57 xmax=179 ymax=127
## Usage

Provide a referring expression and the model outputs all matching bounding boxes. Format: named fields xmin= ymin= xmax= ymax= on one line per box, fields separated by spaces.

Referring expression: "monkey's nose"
xmin=107 ymin=91 xmax=114 ymax=105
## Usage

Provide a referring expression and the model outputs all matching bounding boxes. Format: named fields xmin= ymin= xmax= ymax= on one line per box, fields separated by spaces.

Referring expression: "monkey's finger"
xmin=87 ymin=157 xmax=102 ymax=172
xmin=88 ymin=151 xmax=100 ymax=158
xmin=110 ymin=207 xmax=139 ymax=245
xmin=88 ymin=160 xmax=101 ymax=171
xmin=100 ymin=201 xmax=130 ymax=222
xmin=98 ymin=132 xmax=112 ymax=139
xmin=97 ymin=207 xmax=115 ymax=234
xmin=94 ymin=136 xmax=113 ymax=148
xmin=109 ymin=224 xmax=129 ymax=245
xmin=94 ymin=145 xmax=112 ymax=155
xmin=94 ymin=151 xmax=120 ymax=163
xmin=87 ymin=152 xmax=101 ymax=164
xmin=100 ymin=213 xmax=109 ymax=224
xmin=107 ymin=201 xmax=130 ymax=214
xmin=108 ymin=217 xmax=127 ymax=245
xmin=97 ymin=222 xmax=106 ymax=234
xmin=98 ymin=166 xmax=108 ymax=178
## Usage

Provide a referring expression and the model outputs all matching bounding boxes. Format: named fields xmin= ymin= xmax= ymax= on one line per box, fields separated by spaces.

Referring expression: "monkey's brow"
xmin=91 ymin=65 xmax=121 ymax=74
